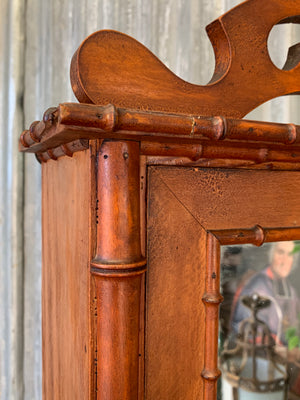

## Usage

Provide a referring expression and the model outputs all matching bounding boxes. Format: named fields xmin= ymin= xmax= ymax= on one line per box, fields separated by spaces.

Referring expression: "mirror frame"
xmin=203 ymin=225 xmax=300 ymax=399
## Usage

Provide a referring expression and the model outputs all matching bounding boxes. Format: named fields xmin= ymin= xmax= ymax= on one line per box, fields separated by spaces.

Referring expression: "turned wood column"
xmin=91 ymin=140 xmax=145 ymax=399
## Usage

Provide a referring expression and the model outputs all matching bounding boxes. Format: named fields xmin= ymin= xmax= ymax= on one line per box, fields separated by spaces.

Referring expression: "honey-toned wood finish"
xmin=19 ymin=0 xmax=300 ymax=398
xmin=202 ymin=233 xmax=222 ymax=399
xmin=91 ymin=140 xmax=146 ymax=399
xmin=154 ymin=167 xmax=300 ymax=230
xmin=70 ymin=1 xmax=300 ymax=118
xmin=42 ymin=149 xmax=93 ymax=399
xmin=146 ymin=170 xmax=206 ymax=399
xmin=20 ymin=103 xmax=300 ymax=155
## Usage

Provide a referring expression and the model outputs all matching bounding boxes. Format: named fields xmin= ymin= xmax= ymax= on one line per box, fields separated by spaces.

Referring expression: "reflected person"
xmin=220 ymin=246 xmax=243 ymax=339
xmin=231 ymin=241 xmax=300 ymax=344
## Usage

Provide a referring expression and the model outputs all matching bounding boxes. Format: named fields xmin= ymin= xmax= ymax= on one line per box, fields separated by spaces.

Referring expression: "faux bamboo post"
xmin=202 ymin=233 xmax=223 ymax=400
xmin=91 ymin=140 xmax=146 ymax=399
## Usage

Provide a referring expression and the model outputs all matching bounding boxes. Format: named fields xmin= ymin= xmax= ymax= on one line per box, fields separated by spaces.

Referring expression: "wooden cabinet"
xmin=20 ymin=0 xmax=300 ymax=398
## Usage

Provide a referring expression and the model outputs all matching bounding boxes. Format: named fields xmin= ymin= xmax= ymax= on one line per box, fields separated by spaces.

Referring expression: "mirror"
xmin=218 ymin=241 xmax=300 ymax=400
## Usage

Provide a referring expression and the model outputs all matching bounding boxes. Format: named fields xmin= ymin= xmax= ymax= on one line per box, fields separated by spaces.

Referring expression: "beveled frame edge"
xmin=202 ymin=225 xmax=300 ymax=400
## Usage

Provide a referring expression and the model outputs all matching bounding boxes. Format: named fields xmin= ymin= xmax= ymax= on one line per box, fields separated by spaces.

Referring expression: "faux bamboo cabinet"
xmin=20 ymin=0 xmax=300 ymax=399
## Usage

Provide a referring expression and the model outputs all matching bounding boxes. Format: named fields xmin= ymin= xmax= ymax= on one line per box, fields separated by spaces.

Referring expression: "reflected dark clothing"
xmin=231 ymin=266 xmax=300 ymax=344
xmin=220 ymin=265 xmax=239 ymax=338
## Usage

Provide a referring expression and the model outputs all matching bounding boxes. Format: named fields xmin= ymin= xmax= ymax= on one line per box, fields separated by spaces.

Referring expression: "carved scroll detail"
xmin=71 ymin=0 xmax=300 ymax=118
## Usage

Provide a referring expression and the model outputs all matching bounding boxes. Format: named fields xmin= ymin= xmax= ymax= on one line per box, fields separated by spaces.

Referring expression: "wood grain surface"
xmin=146 ymin=168 xmax=206 ymax=400
xmin=42 ymin=149 xmax=92 ymax=399
xmin=91 ymin=140 xmax=146 ymax=400
xmin=146 ymin=166 xmax=300 ymax=399
xmin=155 ymin=167 xmax=300 ymax=230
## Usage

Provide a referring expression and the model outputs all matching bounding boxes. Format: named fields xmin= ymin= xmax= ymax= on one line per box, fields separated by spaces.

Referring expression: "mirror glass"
xmin=218 ymin=241 xmax=300 ymax=400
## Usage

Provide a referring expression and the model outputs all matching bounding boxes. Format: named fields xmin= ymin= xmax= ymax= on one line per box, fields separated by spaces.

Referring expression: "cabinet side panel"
xmin=42 ymin=150 xmax=91 ymax=399
xmin=145 ymin=168 xmax=206 ymax=400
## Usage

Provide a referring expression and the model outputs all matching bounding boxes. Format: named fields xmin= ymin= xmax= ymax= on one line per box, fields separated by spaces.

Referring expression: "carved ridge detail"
xmin=36 ymin=139 xmax=89 ymax=163
xmin=202 ymin=233 xmax=222 ymax=400
xmin=90 ymin=258 xmax=147 ymax=276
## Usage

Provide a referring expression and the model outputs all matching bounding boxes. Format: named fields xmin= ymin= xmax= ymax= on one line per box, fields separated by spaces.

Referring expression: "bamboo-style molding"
xmin=35 ymin=139 xmax=89 ymax=163
xmin=202 ymin=233 xmax=222 ymax=400
xmin=144 ymin=156 xmax=300 ymax=171
xmin=35 ymin=138 xmax=300 ymax=167
xmin=141 ymin=141 xmax=300 ymax=164
xmin=201 ymin=225 xmax=300 ymax=400
xmin=211 ymin=225 xmax=300 ymax=245
xmin=19 ymin=103 xmax=300 ymax=158
xmin=90 ymin=259 xmax=147 ymax=277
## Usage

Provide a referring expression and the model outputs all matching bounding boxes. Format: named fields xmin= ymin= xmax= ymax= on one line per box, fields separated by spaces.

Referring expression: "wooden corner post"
xmin=91 ymin=140 xmax=146 ymax=399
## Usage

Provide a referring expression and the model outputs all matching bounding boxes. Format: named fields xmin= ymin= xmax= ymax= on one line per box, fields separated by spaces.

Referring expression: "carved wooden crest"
xmin=71 ymin=0 xmax=300 ymax=117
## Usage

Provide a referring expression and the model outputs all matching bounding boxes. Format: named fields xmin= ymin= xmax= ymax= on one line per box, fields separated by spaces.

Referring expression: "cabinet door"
xmin=145 ymin=166 xmax=300 ymax=400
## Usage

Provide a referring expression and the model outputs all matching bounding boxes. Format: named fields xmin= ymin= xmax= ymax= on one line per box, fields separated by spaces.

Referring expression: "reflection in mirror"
xmin=218 ymin=241 xmax=300 ymax=400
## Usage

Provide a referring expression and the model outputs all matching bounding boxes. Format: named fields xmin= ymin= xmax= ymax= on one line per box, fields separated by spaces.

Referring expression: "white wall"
xmin=1 ymin=0 xmax=299 ymax=398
